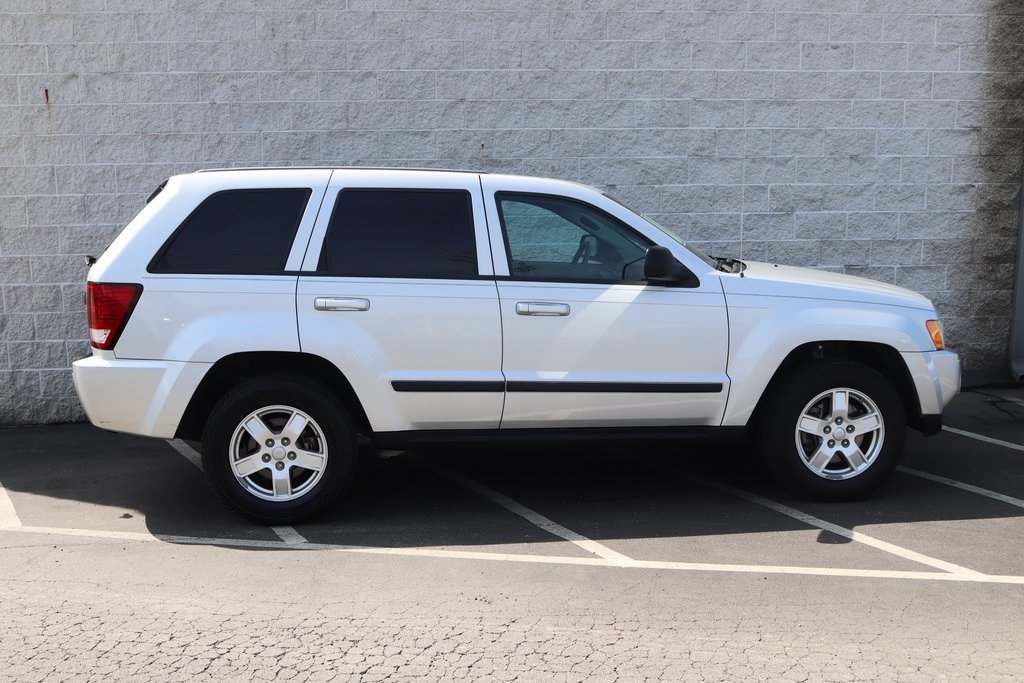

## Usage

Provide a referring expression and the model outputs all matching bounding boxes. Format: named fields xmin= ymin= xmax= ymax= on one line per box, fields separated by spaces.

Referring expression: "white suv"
xmin=73 ymin=168 xmax=960 ymax=522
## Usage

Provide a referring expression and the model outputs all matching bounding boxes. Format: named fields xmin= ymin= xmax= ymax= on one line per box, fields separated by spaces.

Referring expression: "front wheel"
xmin=202 ymin=375 xmax=356 ymax=523
xmin=757 ymin=362 xmax=906 ymax=500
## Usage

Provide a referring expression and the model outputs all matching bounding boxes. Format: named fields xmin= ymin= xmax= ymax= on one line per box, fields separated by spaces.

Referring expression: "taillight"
xmin=86 ymin=282 xmax=142 ymax=350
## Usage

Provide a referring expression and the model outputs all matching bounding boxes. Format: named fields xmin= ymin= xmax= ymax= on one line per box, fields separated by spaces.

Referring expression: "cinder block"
xmin=775 ymin=13 xmax=829 ymax=41
xmin=0 ymin=369 xmax=39 ymax=398
xmin=25 ymin=195 xmax=86 ymax=227
xmin=745 ymin=99 xmax=800 ymax=127
xmin=577 ymin=41 xmax=632 ymax=69
xmin=936 ymin=15 xmax=988 ymax=43
xmin=39 ymin=368 xmax=75 ymax=398
xmin=874 ymin=184 xmax=927 ymax=211
xmin=852 ymin=100 xmax=905 ymax=128
xmin=13 ymin=13 xmax=74 ymax=42
xmin=798 ymin=100 xmax=853 ymax=128
xmin=847 ymin=212 xmax=898 ymax=240
xmin=902 ymin=157 xmax=952 ymax=183
xmin=926 ymin=184 xmax=977 ymax=211
xmin=138 ymin=74 xmax=201 ymax=103
xmin=0 ymin=313 xmax=35 ymax=340
xmin=774 ymin=71 xmax=828 ymax=99
xmin=796 ymin=211 xmax=846 ymax=239
xmin=905 ymin=101 xmax=957 ymax=128
xmin=899 ymin=211 xmax=973 ymax=239
xmin=824 ymin=129 xmax=877 ymax=156
xmin=59 ymin=225 xmax=120 ymax=256
xmin=743 ymin=213 xmax=795 ymax=240
xmin=801 ymin=43 xmax=854 ymax=71
xmin=827 ymin=71 xmax=880 ymax=99
xmin=923 ymin=238 xmax=972 ymax=264
xmin=747 ymin=42 xmax=802 ymax=70
xmin=895 ymin=265 xmax=946 ymax=291
xmin=845 ymin=265 xmax=895 ymax=284
xmin=880 ymin=71 xmax=933 ymax=99
xmin=551 ymin=12 xmax=608 ymax=40
xmin=977 ymin=183 xmax=1021 ymax=212
xmin=259 ymin=71 xmax=318 ymax=103
xmin=907 ymin=43 xmax=959 ymax=71
xmin=882 ymin=14 xmax=935 ymax=42
xmin=0 ymin=44 xmax=48 ymax=74
xmin=854 ymin=43 xmax=908 ymax=71
xmin=691 ymin=42 xmax=746 ymax=70
xmin=8 ymin=340 xmax=67 ymax=368
xmin=849 ymin=157 xmax=902 ymax=183
xmin=877 ymin=128 xmax=930 ymax=156
xmin=256 ymin=11 xmax=317 ymax=41
xmin=719 ymin=72 xmax=774 ymax=99
xmin=818 ymin=238 xmax=873 ymax=267
xmin=764 ymin=240 xmax=821 ymax=267
xmin=0 ymin=227 xmax=60 ymax=256
xmin=870 ymin=239 xmax=923 ymax=265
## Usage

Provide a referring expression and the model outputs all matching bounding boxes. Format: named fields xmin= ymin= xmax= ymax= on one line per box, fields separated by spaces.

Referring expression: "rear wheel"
xmin=758 ymin=361 xmax=906 ymax=500
xmin=202 ymin=375 xmax=356 ymax=523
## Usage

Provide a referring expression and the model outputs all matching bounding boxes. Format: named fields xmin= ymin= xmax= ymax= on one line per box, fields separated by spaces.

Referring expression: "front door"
xmin=481 ymin=180 xmax=730 ymax=429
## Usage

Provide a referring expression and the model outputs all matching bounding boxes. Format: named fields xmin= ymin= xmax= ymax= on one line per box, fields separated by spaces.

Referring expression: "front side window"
xmin=497 ymin=193 xmax=652 ymax=283
xmin=318 ymin=189 xmax=477 ymax=278
xmin=150 ymin=189 xmax=311 ymax=274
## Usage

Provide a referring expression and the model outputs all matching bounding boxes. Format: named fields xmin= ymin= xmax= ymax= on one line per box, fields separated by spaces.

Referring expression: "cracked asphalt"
xmin=2 ymin=386 xmax=1024 ymax=681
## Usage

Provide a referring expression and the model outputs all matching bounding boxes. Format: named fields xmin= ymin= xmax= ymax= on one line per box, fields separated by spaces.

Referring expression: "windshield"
xmin=603 ymin=193 xmax=718 ymax=268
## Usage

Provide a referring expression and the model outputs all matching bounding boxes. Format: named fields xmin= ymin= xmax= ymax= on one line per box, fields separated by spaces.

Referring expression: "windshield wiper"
xmin=711 ymin=256 xmax=745 ymax=274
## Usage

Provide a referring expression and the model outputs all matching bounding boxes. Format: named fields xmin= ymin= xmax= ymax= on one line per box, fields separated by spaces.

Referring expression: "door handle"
xmin=314 ymin=297 xmax=370 ymax=312
xmin=515 ymin=302 xmax=570 ymax=316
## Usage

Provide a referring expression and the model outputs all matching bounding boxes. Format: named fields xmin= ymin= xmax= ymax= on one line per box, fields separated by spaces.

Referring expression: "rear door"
xmin=297 ymin=170 xmax=503 ymax=433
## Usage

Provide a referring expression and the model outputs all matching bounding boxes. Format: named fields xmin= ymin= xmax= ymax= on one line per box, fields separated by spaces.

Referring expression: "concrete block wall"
xmin=1 ymin=1 xmax=1022 ymax=425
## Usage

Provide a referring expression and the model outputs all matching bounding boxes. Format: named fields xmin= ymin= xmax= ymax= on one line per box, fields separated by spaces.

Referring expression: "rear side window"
xmin=318 ymin=189 xmax=477 ymax=278
xmin=149 ymin=189 xmax=311 ymax=274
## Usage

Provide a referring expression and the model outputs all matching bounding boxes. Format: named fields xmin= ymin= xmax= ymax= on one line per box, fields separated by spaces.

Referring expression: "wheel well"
xmin=175 ymin=352 xmax=372 ymax=441
xmin=751 ymin=341 xmax=925 ymax=432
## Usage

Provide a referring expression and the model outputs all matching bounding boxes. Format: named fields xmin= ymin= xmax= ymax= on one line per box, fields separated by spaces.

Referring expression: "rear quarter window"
xmin=149 ymin=188 xmax=311 ymax=274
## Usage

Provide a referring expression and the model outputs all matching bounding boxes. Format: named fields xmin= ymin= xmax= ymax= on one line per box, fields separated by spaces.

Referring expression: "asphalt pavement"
xmin=1 ymin=385 xmax=1023 ymax=681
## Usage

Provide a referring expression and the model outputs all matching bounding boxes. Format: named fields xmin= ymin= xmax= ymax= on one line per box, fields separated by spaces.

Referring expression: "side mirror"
xmin=643 ymin=246 xmax=694 ymax=285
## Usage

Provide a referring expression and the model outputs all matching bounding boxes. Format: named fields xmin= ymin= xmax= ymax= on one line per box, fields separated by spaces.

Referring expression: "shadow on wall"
xmin=988 ymin=2 xmax=1024 ymax=382
xmin=960 ymin=3 xmax=1024 ymax=379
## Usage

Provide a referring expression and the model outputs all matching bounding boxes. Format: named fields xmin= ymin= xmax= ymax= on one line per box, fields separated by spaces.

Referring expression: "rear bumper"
xmin=73 ymin=355 xmax=209 ymax=438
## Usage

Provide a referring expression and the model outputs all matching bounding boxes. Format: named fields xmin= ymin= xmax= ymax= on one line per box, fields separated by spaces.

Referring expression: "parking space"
xmin=2 ymin=387 xmax=1024 ymax=582
xmin=2 ymin=387 xmax=1023 ymax=679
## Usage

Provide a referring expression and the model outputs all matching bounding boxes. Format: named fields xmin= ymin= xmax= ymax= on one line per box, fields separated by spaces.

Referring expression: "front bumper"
xmin=73 ymin=355 xmax=210 ymax=439
xmin=901 ymin=349 xmax=960 ymax=432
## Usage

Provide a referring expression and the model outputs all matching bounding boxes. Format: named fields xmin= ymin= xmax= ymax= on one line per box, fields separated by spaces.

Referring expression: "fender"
xmin=722 ymin=292 xmax=935 ymax=426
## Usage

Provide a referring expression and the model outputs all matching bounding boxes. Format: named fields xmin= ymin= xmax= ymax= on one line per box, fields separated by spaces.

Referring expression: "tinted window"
xmin=150 ymin=189 xmax=311 ymax=274
xmin=319 ymin=189 xmax=477 ymax=278
xmin=498 ymin=193 xmax=651 ymax=282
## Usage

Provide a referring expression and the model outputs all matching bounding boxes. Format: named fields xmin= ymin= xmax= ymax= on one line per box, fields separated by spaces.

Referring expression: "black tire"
xmin=201 ymin=375 xmax=356 ymax=523
xmin=757 ymin=361 xmax=906 ymax=500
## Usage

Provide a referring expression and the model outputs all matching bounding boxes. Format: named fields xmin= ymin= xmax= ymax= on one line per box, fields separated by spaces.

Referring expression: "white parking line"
xmin=166 ymin=440 xmax=309 ymax=545
xmin=942 ymin=426 xmax=1024 ymax=453
xmin=0 ymin=480 xmax=22 ymax=529
xmin=3 ymin=523 xmax=1024 ymax=584
xmin=899 ymin=466 xmax=1024 ymax=510
xmin=648 ymin=461 xmax=984 ymax=577
xmin=410 ymin=455 xmax=636 ymax=565
xmin=271 ymin=526 xmax=309 ymax=545
xmin=167 ymin=439 xmax=204 ymax=470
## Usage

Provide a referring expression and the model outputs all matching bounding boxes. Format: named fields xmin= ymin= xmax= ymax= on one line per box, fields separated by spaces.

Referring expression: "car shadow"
xmin=1 ymin=387 xmax=1022 ymax=559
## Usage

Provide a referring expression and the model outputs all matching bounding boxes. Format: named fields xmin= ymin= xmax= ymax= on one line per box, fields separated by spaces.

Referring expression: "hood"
xmin=719 ymin=261 xmax=934 ymax=311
